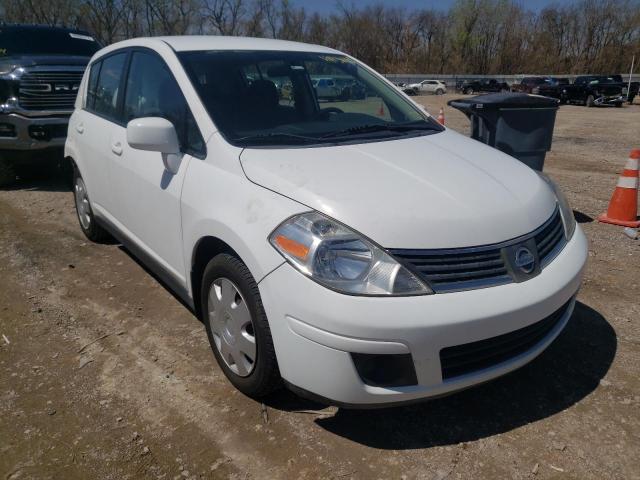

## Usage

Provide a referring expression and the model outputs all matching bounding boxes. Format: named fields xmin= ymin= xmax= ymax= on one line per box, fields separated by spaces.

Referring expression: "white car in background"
xmin=65 ymin=36 xmax=587 ymax=407
xmin=407 ymin=79 xmax=447 ymax=95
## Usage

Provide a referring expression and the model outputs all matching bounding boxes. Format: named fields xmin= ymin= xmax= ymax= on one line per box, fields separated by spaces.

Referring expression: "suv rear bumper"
xmin=0 ymin=113 xmax=69 ymax=151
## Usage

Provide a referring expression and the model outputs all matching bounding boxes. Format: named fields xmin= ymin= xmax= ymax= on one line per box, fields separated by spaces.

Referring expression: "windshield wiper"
xmin=235 ymin=132 xmax=322 ymax=145
xmin=321 ymin=121 xmax=441 ymax=139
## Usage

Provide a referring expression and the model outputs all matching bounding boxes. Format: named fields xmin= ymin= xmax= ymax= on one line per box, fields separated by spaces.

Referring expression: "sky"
xmin=291 ymin=0 xmax=570 ymax=14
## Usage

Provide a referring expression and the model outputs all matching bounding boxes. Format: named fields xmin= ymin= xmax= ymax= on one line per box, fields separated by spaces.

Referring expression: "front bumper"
xmin=259 ymin=226 xmax=588 ymax=406
xmin=595 ymin=95 xmax=625 ymax=106
xmin=0 ymin=113 xmax=69 ymax=151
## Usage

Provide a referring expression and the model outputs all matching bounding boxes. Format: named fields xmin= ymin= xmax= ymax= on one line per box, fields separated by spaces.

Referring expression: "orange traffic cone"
xmin=378 ymin=101 xmax=385 ymax=117
xmin=598 ymin=149 xmax=640 ymax=228
xmin=437 ymin=107 xmax=445 ymax=125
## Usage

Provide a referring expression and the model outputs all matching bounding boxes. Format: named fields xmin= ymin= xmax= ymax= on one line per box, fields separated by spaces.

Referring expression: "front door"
xmin=109 ymin=50 xmax=206 ymax=286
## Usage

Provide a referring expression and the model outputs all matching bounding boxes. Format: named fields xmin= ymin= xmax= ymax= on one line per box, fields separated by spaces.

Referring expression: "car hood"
xmin=239 ymin=129 xmax=557 ymax=249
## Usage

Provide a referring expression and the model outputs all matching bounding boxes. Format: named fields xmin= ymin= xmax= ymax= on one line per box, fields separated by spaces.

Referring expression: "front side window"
xmin=90 ymin=52 xmax=127 ymax=121
xmin=123 ymin=51 xmax=204 ymax=156
xmin=179 ymin=50 xmax=442 ymax=148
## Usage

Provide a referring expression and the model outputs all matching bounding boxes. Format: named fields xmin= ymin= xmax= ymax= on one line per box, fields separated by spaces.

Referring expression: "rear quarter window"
xmin=86 ymin=61 xmax=102 ymax=110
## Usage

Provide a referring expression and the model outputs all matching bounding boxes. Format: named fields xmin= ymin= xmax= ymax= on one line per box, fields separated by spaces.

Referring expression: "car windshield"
xmin=178 ymin=50 xmax=442 ymax=147
xmin=0 ymin=28 xmax=101 ymax=56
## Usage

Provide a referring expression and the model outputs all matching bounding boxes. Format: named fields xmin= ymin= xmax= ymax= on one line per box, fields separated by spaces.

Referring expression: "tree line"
xmin=1 ymin=0 xmax=639 ymax=75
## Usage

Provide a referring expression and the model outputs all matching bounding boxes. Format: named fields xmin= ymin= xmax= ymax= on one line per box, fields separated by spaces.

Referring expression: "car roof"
xmin=156 ymin=36 xmax=340 ymax=54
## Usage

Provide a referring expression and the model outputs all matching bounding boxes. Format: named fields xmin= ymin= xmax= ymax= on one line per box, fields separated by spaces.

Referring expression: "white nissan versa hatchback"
xmin=65 ymin=36 xmax=588 ymax=407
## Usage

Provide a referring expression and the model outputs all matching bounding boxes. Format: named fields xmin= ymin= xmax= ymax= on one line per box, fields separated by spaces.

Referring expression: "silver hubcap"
xmin=207 ymin=278 xmax=256 ymax=377
xmin=74 ymin=177 xmax=91 ymax=230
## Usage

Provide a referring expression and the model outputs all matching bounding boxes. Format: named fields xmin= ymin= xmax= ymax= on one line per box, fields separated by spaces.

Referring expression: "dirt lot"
xmin=1 ymin=95 xmax=639 ymax=480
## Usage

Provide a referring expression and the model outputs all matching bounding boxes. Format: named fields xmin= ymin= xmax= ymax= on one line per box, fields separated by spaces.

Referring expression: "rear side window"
xmin=89 ymin=52 xmax=127 ymax=121
xmin=123 ymin=51 xmax=205 ymax=157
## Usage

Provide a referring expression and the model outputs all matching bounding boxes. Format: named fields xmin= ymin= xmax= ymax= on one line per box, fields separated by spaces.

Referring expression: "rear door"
xmin=109 ymin=49 xmax=206 ymax=284
xmin=74 ymin=51 xmax=128 ymax=216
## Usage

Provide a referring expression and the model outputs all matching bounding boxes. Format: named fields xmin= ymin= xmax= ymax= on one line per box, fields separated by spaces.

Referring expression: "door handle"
xmin=75 ymin=123 xmax=84 ymax=134
xmin=111 ymin=142 xmax=123 ymax=156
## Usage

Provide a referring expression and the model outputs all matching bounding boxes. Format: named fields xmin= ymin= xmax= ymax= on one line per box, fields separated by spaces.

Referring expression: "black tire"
xmin=72 ymin=166 xmax=110 ymax=243
xmin=465 ymin=88 xmax=474 ymax=95
xmin=435 ymin=88 xmax=444 ymax=95
xmin=0 ymin=156 xmax=16 ymax=188
xmin=614 ymin=102 xmax=623 ymax=108
xmin=201 ymin=253 xmax=281 ymax=398
xmin=586 ymin=95 xmax=595 ymax=107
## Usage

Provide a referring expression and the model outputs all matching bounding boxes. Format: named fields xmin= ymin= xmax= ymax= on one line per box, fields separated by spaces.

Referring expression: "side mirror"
xmin=126 ymin=117 xmax=182 ymax=174
xmin=126 ymin=117 xmax=180 ymax=154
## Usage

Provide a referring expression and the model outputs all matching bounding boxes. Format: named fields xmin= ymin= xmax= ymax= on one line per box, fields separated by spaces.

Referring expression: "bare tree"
xmin=0 ymin=0 xmax=638 ymax=74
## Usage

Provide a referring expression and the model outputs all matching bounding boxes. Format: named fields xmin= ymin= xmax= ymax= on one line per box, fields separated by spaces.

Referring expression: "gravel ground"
xmin=1 ymin=95 xmax=639 ymax=480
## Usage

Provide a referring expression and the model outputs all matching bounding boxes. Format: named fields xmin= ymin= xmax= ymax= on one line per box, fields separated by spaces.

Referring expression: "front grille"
xmin=390 ymin=207 xmax=566 ymax=293
xmin=19 ymin=70 xmax=84 ymax=111
xmin=534 ymin=208 xmax=566 ymax=265
xmin=390 ymin=247 xmax=510 ymax=293
xmin=439 ymin=299 xmax=572 ymax=380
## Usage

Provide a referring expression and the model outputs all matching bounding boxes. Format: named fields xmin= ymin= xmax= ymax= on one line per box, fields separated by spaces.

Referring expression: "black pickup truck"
xmin=0 ymin=24 xmax=101 ymax=185
xmin=561 ymin=75 xmax=628 ymax=107
xmin=611 ymin=74 xmax=638 ymax=104
xmin=456 ymin=78 xmax=510 ymax=95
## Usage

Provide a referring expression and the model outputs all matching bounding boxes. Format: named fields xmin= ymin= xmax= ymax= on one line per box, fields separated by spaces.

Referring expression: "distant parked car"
xmin=457 ymin=79 xmax=509 ymax=95
xmin=533 ymin=78 xmax=570 ymax=101
xmin=611 ymin=75 xmax=638 ymax=104
xmin=334 ymin=78 xmax=367 ymax=100
xmin=312 ymin=78 xmax=341 ymax=100
xmin=511 ymin=77 xmax=550 ymax=94
xmin=562 ymin=75 xmax=627 ymax=107
xmin=406 ymin=79 xmax=447 ymax=95
xmin=393 ymin=82 xmax=418 ymax=96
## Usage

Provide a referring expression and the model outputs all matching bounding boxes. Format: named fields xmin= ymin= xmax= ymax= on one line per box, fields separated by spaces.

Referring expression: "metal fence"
xmin=384 ymin=73 xmax=640 ymax=88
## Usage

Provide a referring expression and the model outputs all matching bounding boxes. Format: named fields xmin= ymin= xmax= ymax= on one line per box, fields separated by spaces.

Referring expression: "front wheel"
xmin=465 ymin=88 xmax=474 ymax=95
xmin=435 ymin=89 xmax=444 ymax=95
xmin=201 ymin=254 xmax=281 ymax=398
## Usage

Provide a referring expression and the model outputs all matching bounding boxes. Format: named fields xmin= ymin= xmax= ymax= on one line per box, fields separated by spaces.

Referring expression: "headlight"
xmin=0 ymin=61 xmax=17 ymax=75
xmin=269 ymin=212 xmax=432 ymax=296
xmin=537 ymin=173 xmax=576 ymax=240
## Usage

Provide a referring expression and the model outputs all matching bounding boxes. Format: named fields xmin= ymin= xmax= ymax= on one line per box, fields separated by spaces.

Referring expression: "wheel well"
xmin=190 ymin=236 xmax=238 ymax=319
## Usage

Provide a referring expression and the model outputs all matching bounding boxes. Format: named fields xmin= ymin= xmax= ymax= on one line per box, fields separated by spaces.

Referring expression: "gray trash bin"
xmin=448 ymin=93 xmax=559 ymax=171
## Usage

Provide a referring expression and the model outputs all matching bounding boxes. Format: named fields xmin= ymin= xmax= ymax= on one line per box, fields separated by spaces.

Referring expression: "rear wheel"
xmin=465 ymin=88 xmax=474 ymax=95
xmin=73 ymin=167 xmax=110 ymax=242
xmin=585 ymin=95 xmax=595 ymax=107
xmin=201 ymin=254 xmax=281 ymax=398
